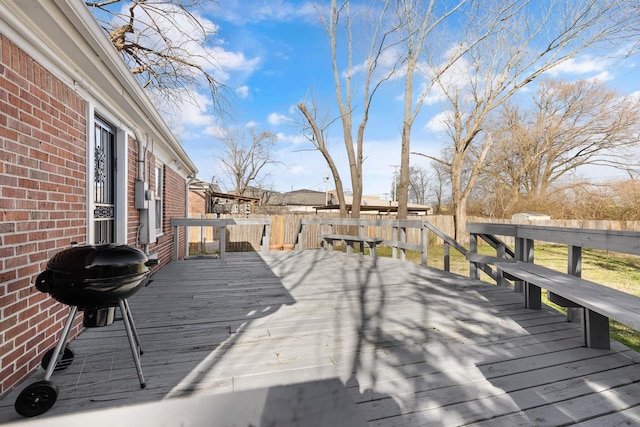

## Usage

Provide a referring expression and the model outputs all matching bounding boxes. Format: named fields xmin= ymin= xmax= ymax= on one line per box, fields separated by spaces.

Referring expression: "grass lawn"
xmin=373 ymin=243 xmax=640 ymax=352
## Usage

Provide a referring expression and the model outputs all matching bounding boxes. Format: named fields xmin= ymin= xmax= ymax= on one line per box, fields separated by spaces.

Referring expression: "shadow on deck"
xmin=2 ymin=250 xmax=640 ymax=426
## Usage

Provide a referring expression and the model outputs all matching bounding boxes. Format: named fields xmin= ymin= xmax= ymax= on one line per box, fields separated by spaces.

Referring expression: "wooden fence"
xmin=185 ymin=213 xmax=640 ymax=253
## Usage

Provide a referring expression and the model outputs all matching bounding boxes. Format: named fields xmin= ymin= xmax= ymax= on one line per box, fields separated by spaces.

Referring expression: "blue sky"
xmin=164 ymin=0 xmax=640 ymax=198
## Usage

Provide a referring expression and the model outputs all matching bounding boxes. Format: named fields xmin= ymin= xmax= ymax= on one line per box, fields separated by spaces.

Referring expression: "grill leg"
xmin=118 ymin=300 xmax=145 ymax=389
xmin=44 ymin=306 xmax=78 ymax=381
xmin=121 ymin=299 xmax=143 ymax=355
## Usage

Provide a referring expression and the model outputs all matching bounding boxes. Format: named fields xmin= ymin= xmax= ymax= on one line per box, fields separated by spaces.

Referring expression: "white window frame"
xmin=154 ymin=162 xmax=164 ymax=236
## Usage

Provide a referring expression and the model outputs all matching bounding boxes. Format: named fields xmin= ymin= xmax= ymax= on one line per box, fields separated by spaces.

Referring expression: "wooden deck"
xmin=2 ymin=250 xmax=640 ymax=425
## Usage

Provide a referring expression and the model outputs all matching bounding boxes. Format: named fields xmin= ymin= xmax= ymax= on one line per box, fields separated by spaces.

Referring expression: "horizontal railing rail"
xmin=295 ymin=217 xmax=465 ymax=270
xmin=466 ymin=221 xmax=640 ymax=300
xmin=170 ymin=217 xmax=271 ymax=260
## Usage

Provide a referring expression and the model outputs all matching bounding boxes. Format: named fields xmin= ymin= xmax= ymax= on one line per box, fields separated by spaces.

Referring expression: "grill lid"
xmin=35 ymin=244 xmax=156 ymax=309
xmin=46 ymin=244 xmax=150 ymax=279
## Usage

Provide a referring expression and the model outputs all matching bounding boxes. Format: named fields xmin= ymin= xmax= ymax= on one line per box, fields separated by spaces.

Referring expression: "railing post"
xmin=262 ymin=223 xmax=271 ymax=253
xmin=567 ymin=245 xmax=583 ymax=323
xmin=421 ymin=225 xmax=427 ymax=266
xmin=173 ymin=224 xmax=179 ymax=261
xmin=400 ymin=226 xmax=407 ymax=261
xmin=522 ymin=238 xmax=536 ymax=306
xmin=469 ymin=233 xmax=478 ymax=279
xmin=496 ymin=242 xmax=505 ymax=286
xmin=300 ymin=222 xmax=306 ymax=251
xmin=392 ymin=225 xmax=399 ymax=259
xmin=444 ymin=242 xmax=450 ymax=272
xmin=514 ymin=238 xmax=524 ymax=292
xmin=219 ymin=225 xmax=226 ymax=260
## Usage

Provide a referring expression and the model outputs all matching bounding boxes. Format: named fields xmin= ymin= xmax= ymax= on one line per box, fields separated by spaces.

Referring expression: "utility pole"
xmin=390 ymin=164 xmax=400 ymax=203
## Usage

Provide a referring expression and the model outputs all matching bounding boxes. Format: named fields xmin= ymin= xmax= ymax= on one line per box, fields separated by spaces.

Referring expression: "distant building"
xmin=188 ymin=179 xmax=260 ymax=216
xmin=279 ymin=189 xmax=331 ymax=212
xmin=260 ymin=189 xmax=430 ymax=215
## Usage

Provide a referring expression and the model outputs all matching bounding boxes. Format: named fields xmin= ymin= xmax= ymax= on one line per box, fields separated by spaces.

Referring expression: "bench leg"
xmin=326 ymin=239 xmax=334 ymax=252
xmin=513 ymin=281 xmax=524 ymax=294
xmin=583 ymin=309 xmax=610 ymax=349
xmin=370 ymin=244 xmax=377 ymax=259
xmin=524 ymin=282 xmax=541 ymax=309
xmin=346 ymin=241 xmax=353 ymax=255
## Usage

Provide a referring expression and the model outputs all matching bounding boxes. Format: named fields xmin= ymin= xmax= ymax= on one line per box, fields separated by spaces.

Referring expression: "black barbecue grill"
xmin=14 ymin=244 xmax=157 ymax=417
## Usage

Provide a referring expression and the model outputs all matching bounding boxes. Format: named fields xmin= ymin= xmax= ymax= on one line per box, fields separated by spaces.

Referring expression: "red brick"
xmin=4 ymin=320 xmax=28 ymax=341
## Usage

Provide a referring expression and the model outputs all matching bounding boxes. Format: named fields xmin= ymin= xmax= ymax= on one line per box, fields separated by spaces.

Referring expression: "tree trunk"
xmin=450 ymin=152 xmax=467 ymax=244
xmin=453 ymin=197 xmax=468 ymax=245
xmin=397 ymin=123 xmax=410 ymax=219
xmin=397 ymin=54 xmax=416 ymax=220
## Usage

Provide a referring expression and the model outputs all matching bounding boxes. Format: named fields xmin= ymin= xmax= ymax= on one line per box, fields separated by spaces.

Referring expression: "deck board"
xmin=2 ymin=250 xmax=640 ymax=426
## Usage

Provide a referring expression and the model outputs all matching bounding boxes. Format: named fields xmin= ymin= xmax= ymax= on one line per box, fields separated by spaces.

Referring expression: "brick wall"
xmin=150 ymin=166 xmax=186 ymax=267
xmin=0 ymin=34 xmax=189 ymax=397
xmin=0 ymin=36 xmax=87 ymax=395
xmin=126 ymin=135 xmax=140 ymax=245
xmin=189 ymin=190 xmax=206 ymax=216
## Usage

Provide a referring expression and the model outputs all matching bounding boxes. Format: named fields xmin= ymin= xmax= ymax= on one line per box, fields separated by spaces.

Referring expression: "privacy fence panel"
xmin=186 ymin=213 xmax=640 ymax=252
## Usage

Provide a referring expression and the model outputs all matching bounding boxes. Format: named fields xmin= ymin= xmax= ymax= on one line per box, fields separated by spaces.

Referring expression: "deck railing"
xmin=294 ymin=217 xmax=466 ymax=270
xmin=466 ymin=221 xmax=640 ymax=293
xmin=170 ymin=217 xmax=271 ymax=260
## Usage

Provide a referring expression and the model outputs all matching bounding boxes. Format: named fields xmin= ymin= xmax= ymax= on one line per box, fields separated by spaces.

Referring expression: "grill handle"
xmin=145 ymin=259 xmax=158 ymax=267
xmin=35 ymin=270 xmax=51 ymax=293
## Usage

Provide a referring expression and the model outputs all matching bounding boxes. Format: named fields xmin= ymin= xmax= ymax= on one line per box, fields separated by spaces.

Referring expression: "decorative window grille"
xmin=94 ymin=117 xmax=116 ymax=244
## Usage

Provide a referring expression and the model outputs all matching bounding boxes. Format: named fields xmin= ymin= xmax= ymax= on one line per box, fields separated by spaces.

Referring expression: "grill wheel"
xmin=14 ymin=381 xmax=59 ymax=417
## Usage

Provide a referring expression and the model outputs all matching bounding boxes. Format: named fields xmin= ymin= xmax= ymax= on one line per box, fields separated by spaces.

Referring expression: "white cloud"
xmin=276 ymin=132 xmax=306 ymax=145
xmin=288 ymin=164 xmax=313 ymax=176
xmin=423 ymin=47 xmax=472 ymax=106
xmin=150 ymin=88 xmax=214 ymax=134
xmin=236 ymin=85 xmax=250 ymax=98
xmin=585 ymin=71 xmax=613 ymax=83
xmin=268 ymin=112 xmax=290 ymax=125
xmin=204 ymin=125 xmax=227 ymax=139
xmin=245 ymin=121 xmax=259 ymax=128
xmin=349 ymin=46 xmax=405 ymax=81
xmin=425 ymin=111 xmax=453 ymax=133
xmin=546 ymin=55 xmax=609 ymax=77
xmin=207 ymin=47 xmax=261 ymax=82
xmin=214 ymin=0 xmax=318 ymax=25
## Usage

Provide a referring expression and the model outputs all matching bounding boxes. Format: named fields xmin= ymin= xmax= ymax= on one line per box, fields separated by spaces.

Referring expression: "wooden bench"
xmin=495 ymin=261 xmax=640 ymax=349
xmin=465 ymin=253 xmax=517 ymax=284
xmin=321 ymin=234 xmax=384 ymax=259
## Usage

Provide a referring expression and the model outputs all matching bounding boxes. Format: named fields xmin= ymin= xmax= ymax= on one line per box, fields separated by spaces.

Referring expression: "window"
xmin=94 ymin=117 xmax=116 ymax=244
xmin=155 ymin=163 xmax=164 ymax=235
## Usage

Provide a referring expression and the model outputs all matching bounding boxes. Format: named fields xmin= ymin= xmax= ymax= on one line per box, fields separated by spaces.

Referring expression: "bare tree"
xmin=217 ymin=129 xmax=280 ymax=196
xmin=429 ymin=160 xmax=450 ymax=214
xmin=414 ymin=0 xmax=637 ymax=240
xmin=86 ymin=0 xmax=228 ymax=113
xmin=406 ymin=166 xmax=430 ymax=205
xmin=483 ymin=79 xmax=640 ymax=215
xmin=297 ymin=101 xmax=349 ymax=215
xmin=298 ymin=0 xmax=398 ymax=218
xmin=393 ymin=0 xmax=470 ymax=219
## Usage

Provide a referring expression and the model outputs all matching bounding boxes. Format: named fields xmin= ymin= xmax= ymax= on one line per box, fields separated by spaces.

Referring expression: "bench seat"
xmin=495 ymin=261 xmax=640 ymax=349
xmin=465 ymin=253 xmax=517 ymax=284
xmin=465 ymin=253 xmax=516 ymax=265
xmin=321 ymin=235 xmax=384 ymax=258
